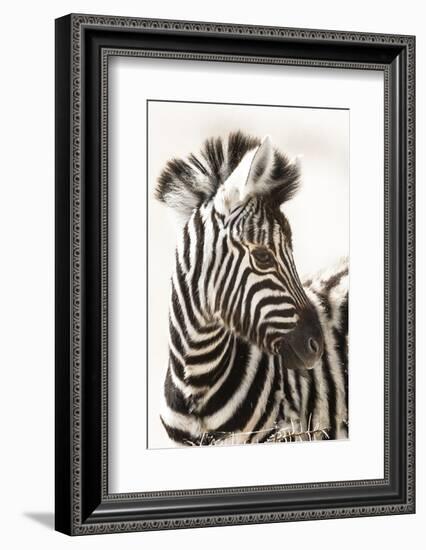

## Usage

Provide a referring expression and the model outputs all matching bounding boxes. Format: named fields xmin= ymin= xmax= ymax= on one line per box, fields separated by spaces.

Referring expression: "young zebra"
xmin=155 ymin=131 xmax=348 ymax=446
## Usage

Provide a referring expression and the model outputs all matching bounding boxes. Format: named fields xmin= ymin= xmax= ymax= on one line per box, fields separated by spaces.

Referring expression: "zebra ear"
xmin=214 ymin=136 xmax=274 ymax=215
xmin=245 ymin=135 xmax=275 ymax=194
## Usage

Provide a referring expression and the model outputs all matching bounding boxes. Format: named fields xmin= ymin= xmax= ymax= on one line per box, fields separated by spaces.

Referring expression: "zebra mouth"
xmin=280 ymin=340 xmax=320 ymax=371
xmin=277 ymin=306 xmax=324 ymax=370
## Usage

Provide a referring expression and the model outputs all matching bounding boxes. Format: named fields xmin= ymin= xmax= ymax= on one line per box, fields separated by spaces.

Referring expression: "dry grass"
xmin=184 ymin=415 xmax=330 ymax=446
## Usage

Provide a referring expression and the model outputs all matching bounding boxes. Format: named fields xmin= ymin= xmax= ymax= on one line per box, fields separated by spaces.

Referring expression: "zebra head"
xmin=156 ymin=131 xmax=324 ymax=370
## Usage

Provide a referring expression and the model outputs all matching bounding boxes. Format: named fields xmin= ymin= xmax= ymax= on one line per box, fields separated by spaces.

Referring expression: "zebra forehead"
xmin=230 ymin=199 xmax=293 ymax=246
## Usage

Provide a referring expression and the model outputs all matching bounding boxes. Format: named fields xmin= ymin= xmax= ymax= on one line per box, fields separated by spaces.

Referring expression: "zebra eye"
xmin=251 ymin=247 xmax=275 ymax=268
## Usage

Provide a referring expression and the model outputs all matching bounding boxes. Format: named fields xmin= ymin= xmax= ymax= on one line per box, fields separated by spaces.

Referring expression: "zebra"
xmin=154 ymin=131 xmax=348 ymax=446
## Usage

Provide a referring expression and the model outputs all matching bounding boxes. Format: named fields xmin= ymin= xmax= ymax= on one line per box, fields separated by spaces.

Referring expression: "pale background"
xmin=109 ymin=56 xmax=384 ymax=492
xmin=0 ymin=0 xmax=423 ymax=549
xmin=147 ymin=100 xmax=349 ymax=449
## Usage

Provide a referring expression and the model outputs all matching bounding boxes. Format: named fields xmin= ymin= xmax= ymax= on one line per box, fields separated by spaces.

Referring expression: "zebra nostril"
xmin=308 ymin=337 xmax=319 ymax=355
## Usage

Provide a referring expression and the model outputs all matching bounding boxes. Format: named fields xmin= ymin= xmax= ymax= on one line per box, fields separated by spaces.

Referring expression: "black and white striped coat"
xmin=155 ymin=132 xmax=348 ymax=446
xmin=280 ymin=262 xmax=348 ymax=442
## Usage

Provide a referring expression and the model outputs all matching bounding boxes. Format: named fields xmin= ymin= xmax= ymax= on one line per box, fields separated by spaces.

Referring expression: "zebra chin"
xmin=274 ymin=306 xmax=324 ymax=370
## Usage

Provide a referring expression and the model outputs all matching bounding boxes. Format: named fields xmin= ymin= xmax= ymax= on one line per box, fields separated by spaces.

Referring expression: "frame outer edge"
xmin=59 ymin=13 xmax=416 ymax=535
xmin=55 ymin=14 xmax=73 ymax=536
xmin=405 ymin=35 xmax=415 ymax=514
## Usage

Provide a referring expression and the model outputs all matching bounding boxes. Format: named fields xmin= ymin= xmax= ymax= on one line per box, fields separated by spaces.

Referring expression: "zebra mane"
xmin=155 ymin=131 xmax=301 ymax=220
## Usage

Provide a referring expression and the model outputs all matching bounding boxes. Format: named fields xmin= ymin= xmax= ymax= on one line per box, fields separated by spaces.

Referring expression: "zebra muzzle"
xmin=279 ymin=306 xmax=324 ymax=370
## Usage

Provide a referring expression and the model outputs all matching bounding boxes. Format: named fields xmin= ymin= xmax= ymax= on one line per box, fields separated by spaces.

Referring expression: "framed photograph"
xmin=55 ymin=14 xmax=415 ymax=535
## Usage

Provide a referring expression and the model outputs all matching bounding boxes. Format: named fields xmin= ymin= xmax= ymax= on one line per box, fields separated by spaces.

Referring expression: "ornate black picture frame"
xmin=55 ymin=13 xmax=415 ymax=535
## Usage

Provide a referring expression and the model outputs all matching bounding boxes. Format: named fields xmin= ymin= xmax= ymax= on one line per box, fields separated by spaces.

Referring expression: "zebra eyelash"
xmin=246 ymin=244 xmax=277 ymax=271
xmin=251 ymin=247 xmax=274 ymax=261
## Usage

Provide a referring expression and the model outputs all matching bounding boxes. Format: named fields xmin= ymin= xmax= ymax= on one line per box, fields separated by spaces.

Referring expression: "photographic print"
xmin=147 ymin=100 xmax=349 ymax=449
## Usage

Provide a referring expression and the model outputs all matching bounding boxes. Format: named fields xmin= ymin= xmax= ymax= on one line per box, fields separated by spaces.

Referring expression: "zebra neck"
xmin=169 ymin=306 xmax=228 ymax=381
xmin=182 ymin=325 xmax=235 ymax=386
